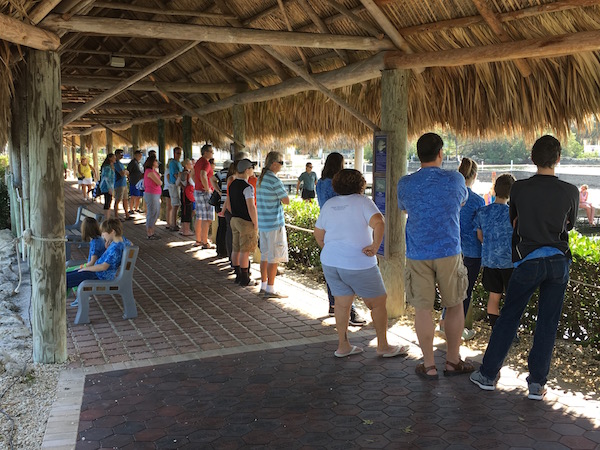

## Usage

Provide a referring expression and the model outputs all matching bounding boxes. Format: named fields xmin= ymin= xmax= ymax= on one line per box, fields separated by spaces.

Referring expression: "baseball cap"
xmin=237 ymin=158 xmax=256 ymax=172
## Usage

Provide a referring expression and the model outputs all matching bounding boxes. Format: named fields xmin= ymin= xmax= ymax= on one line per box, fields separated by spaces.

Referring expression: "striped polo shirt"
xmin=257 ymin=170 xmax=288 ymax=232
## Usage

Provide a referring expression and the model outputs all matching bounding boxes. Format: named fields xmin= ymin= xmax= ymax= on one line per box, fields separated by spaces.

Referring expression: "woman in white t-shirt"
xmin=314 ymin=169 xmax=409 ymax=359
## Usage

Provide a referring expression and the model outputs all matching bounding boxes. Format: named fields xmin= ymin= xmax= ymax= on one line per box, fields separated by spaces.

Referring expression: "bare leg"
xmin=171 ymin=206 xmax=179 ymax=228
xmin=334 ymin=295 xmax=354 ymax=355
xmin=363 ymin=294 xmax=396 ymax=353
xmin=239 ymin=251 xmax=250 ymax=269
xmin=260 ymin=260 xmax=268 ymax=282
xmin=444 ymin=303 xmax=465 ymax=367
xmin=487 ymin=292 xmax=501 ymax=316
xmin=414 ymin=308 xmax=437 ymax=376
xmin=201 ymin=220 xmax=211 ymax=243
xmin=267 ymin=263 xmax=278 ymax=286
xmin=195 ymin=218 xmax=202 ymax=243
xmin=123 ymin=197 xmax=130 ymax=218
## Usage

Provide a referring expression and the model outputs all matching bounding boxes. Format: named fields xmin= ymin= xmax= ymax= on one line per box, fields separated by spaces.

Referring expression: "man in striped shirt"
xmin=257 ymin=151 xmax=290 ymax=298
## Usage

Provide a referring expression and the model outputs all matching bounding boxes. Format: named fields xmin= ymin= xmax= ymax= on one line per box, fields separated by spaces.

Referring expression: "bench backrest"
xmin=115 ymin=245 xmax=139 ymax=284
xmin=81 ymin=208 xmax=104 ymax=223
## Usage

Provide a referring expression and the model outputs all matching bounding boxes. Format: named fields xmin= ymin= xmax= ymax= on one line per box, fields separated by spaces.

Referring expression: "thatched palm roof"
xmin=2 ymin=0 xmax=600 ymax=149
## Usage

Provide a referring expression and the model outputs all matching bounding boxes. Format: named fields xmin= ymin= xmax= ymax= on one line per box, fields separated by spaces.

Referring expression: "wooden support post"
xmin=8 ymin=122 xmax=21 ymax=234
xmin=70 ymin=136 xmax=77 ymax=175
xmin=27 ymin=49 xmax=67 ymax=363
xmin=232 ymin=105 xmax=246 ymax=157
xmin=131 ymin=124 xmax=140 ymax=152
xmin=378 ymin=69 xmax=409 ymax=318
xmin=182 ymin=115 xmax=193 ymax=160
xmin=13 ymin=77 xmax=30 ymax=236
xmin=355 ymin=145 xmax=364 ymax=172
xmin=65 ymin=140 xmax=72 ymax=179
xmin=158 ymin=119 xmax=167 ymax=221
xmin=80 ymin=135 xmax=87 ymax=156
xmin=92 ymin=141 xmax=98 ymax=181
xmin=106 ymin=128 xmax=113 ymax=153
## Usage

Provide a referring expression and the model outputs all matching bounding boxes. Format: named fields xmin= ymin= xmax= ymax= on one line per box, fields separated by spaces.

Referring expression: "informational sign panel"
xmin=373 ymin=132 xmax=390 ymax=258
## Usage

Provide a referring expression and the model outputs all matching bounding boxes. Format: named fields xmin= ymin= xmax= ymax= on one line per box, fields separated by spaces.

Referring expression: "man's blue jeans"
xmin=480 ymin=255 xmax=570 ymax=386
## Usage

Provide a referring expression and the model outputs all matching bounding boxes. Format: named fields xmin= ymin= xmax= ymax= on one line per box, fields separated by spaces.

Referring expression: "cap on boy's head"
xmin=417 ymin=132 xmax=444 ymax=163
xmin=115 ymin=149 xmax=124 ymax=155
xmin=531 ymin=135 xmax=561 ymax=168
xmin=237 ymin=158 xmax=255 ymax=173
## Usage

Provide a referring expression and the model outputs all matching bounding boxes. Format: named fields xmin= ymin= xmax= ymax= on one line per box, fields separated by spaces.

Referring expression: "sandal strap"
xmin=445 ymin=359 xmax=473 ymax=371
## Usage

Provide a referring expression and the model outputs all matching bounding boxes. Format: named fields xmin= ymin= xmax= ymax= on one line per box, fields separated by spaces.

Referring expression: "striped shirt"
xmin=257 ymin=170 xmax=288 ymax=231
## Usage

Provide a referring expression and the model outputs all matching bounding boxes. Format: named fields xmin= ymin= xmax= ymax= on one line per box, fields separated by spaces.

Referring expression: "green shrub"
xmin=284 ymin=200 xmax=322 ymax=270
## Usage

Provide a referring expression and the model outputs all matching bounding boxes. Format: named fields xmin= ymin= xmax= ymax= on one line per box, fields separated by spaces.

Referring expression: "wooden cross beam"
xmin=0 ymin=12 xmax=60 ymax=50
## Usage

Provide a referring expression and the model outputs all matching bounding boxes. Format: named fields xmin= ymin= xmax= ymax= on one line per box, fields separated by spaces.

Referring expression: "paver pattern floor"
xmin=41 ymin=182 xmax=600 ymax=449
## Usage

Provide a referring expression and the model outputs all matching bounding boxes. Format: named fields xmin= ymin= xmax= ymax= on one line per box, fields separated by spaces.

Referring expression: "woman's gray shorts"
xmin=322 ymin=264 xmax=386 ymax=298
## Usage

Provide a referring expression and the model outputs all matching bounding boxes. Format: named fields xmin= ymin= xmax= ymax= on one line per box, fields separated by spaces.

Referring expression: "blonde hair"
xmin=258 ymin=151 xmax=283 ymax=187
xmin=458 ymin=157 xmax=478 ymax=181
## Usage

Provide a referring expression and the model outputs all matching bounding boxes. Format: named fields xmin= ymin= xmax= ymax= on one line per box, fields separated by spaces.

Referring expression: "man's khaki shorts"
xmin=230 ymin=217 xmax=257 ymax=253
xmin=114 ymin=185 xmax=128 ymax=201
xmin=405 ymin=254 xmax=468 ymax=310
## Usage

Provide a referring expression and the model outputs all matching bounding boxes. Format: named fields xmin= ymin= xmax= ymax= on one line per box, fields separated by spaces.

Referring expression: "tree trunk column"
xmin=71 ymin=136 xmax=77 ymax=175
xmin=378 ymin=69 xmax=409 ymax=318
xmin=355 ymin=145 xmax=364 ymax=172
xmin=131 ymin=124 xmax=140 ymax=152
xmin=182 ymin=115 xmax=192 ymax=160
xmin=27 ymin=49 xmax=67 ymax=363
xmin=232 ymin=104 xmax=245 ymax=158
xmin=92 ymin=141 xmax=98 ymax=181
xmin=158 ymin=119 xmax=167 ymax=221
xmin=17 ymin=76 xmax=31 ymax=238
xmin=106 ymin=128 xmax=113 ymax=153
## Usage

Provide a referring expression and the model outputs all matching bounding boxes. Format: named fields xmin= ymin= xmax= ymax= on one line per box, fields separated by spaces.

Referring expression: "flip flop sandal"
xmin=380 ymin=345 xmax=410 ymax=358
xmin=415 ymin=363 xmax=439 ymax=380
xmin=443 ymin=359 xmax=475 ymax=377
xmin=334 ymin=345 xmax=364 ymax=358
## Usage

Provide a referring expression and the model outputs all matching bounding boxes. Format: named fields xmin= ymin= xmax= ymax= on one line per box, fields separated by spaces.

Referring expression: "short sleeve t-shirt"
xmin=316 ymin=194 xmax=381 ymax=270
xmin=256 ymin=171 xmax=288 ymax=231
xmin=168 ymin=159 xmax=183 ymax=184
xmin=96 ymin=238 xmax=131 ymax=280
xmin=397 ymin=167 xmax=468 ymax=260
xmin=88 ymin=237 xmax=106 ymax=263
xmin=460 ymin=188 xmax=485 ymax=258
xmin=474 ymin=203 xmax=513 ymax=268
xmin=316 ymin=178 xmax=337 ymax=207
xmin=193 ymin=157 xmax=213 ymax=191
xmin=230 ymin=178 xmax=255 ymax=221
xmin=298 ymin=171 xmax=317 ymax=192
xmin=114 ymin=161 xmax=127 ymax=188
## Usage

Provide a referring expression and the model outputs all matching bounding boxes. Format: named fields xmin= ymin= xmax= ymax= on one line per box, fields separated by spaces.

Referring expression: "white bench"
xmin=74 ymin=246 xmax=139 ymax=325
xmin=65 ymin=206 xmax=104 ymax=261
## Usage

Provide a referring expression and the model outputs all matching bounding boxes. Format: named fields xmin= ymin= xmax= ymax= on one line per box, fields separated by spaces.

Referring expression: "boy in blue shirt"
xmin=474 ymin=174 xmax=516 ymax=328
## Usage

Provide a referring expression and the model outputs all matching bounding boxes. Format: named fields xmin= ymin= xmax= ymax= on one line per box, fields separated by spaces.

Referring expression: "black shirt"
xmin=509 ymin=174 xmax=579 ymax=261
xmin=229 ymin=178 xmax=253 ymax=222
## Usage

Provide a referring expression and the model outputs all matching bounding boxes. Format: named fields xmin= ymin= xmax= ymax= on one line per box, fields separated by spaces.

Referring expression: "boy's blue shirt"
xmin=460 ymin=188 xmax=485 ymax=258
xmin=397 ymin=167 xmax=467 ymax=260
xmin=474 ymin=202 xmax=513 ymax=268
xmin=96 ymin=238 xmax=131 ymax=280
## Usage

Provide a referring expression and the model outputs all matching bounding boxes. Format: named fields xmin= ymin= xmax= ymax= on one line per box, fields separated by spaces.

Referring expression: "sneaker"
xmin=527 ymin=383 xmax=547 ymax=401
xmin=470 ymin=370 xmax=497 ymax=391
xmin=462 ymin=328 xmax=476 ymax=341
xmin=263 ymin=291 xmax=288 ymax=299
xmin=349 ymin=310 xmax=366 ymax=326
xmin=70 ymin=299 xmax=79 ymax=307
xmin=328 ymin=306 xmax=335 ymax=317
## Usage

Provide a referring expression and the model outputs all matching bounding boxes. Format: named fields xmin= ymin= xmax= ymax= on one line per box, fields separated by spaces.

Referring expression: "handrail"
xmin=285 ymin=223 xmax=314 ymax=234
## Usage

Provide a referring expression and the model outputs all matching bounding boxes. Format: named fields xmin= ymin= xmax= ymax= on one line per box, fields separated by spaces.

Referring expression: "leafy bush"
xmin=284 ymin=200 xmax=321 ymax=270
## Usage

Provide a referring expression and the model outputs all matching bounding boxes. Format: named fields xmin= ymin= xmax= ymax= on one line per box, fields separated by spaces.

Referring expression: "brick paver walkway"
xmin=41 ymin=182 xmax=600 ymax=449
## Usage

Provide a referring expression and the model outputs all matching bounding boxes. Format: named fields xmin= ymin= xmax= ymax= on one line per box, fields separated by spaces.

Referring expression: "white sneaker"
xmin=462 ymin=328 xmax=476 ymax=341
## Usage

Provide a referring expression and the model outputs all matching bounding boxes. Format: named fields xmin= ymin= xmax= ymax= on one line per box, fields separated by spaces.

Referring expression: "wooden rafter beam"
xmin=263 ymin=46 xmax=380 ymax=131
xmin=62 ymin=48 xmax=163 ymax=59
xmin=0 ymin=12 xmax=60 ymax=50
xmin=92 ymin=120 xmax=133 ymax=144
xmin=400 ymin=0 xmax=600 ymax=36
xmin=41 ymin=14 xmax=396 ymax=51
xmin=93 ymin=2 xmax=236 ymax=20
xmin=63 ymin=40 xmax=201 ymax=125
xmin=358 ymin=0 xmax=423 ymax=75
xmin=61 ymin=76 xmax=245 ymax=94
xmin=472 ymin=0 xmax=532 ymax=77
xmin=321 ymin=0 xmax=384 ymax=39
xmin=27 ymin=0 xmax=63 ymax=24
xmin=296 ymin=0 xmax=349 ymax=64
xmin=276 ymin=0 xmax=311 ymax=71
xmin=63 ymin=102 xmax=177 ymax=111
xmin=384 ymin=29 xmax=600 ymax=69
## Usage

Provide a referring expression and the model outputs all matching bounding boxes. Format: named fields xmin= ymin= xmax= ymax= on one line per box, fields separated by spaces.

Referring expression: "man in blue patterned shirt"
xmin=257 ymin=151 xmax=290 ymax=298
xmin=397 ymin=133 xmax=474 ymax=379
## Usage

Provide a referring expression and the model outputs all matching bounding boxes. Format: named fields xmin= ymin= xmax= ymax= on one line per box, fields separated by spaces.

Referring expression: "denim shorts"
xmin=322 ymin=264 xmax=386 ymax=298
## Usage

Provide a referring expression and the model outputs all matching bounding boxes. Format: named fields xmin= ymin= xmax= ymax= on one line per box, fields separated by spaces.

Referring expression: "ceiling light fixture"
xmin=109 ymin=56 xmax=125 ymax=68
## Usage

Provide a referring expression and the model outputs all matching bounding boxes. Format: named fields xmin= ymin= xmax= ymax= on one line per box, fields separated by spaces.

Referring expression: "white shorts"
xmin=81 ymin=177 xmax=94 ymax=186
xmin=259 ymin=226 xmax=289 ymax=264
xmin=168 ymin=184 xmax=181 ymax=207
